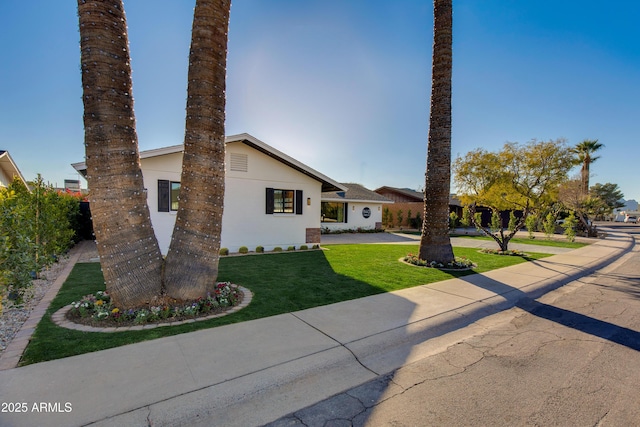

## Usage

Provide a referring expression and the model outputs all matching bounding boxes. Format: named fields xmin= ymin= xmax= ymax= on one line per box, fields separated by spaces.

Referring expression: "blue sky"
xmin=1 ymin=0 xmax=638 ymax=202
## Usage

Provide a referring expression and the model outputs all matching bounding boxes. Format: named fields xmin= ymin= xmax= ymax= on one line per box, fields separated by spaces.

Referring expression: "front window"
xmin=274 ymin=189 xmax=295 ymax=213
xmin=170 ymin=182 xmax=180 ymax=211
xmin=322 ymin=202 xmax=346 ymax=223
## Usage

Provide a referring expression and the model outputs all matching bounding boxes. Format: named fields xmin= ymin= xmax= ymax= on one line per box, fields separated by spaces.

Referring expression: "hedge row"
xmin=0 ymin=176 xmax=83 ymax=303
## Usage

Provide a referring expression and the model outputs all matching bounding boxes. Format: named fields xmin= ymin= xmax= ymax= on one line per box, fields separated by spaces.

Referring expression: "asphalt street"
xmin=268 ymin=223 xmax=640 ymax=426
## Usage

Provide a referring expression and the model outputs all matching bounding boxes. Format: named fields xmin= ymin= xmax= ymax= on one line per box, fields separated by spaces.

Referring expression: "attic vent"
xmin=230 ymin=153 xmax=248 ymax=172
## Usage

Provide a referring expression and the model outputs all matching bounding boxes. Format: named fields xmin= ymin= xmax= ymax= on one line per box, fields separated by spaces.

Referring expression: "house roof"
xmin=374 ymin=186 xmax=463 ymax=206
xmin=0 ymin=150 xmax=28 ymax=187
xmin=72 ymin=133 xmax=346 ymax=192
xmin=374 ymin=186 xmax=424 ymax=202
xmin=322 ymin=183 xmax=393 ymax=203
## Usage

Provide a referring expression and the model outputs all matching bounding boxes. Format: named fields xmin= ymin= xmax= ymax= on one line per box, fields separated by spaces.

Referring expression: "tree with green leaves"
xmin=419 ymin=0 xmax=455 ymax=264
xmin=590 ymin=182 xmax=624 ymax=220
xmin=453 ymin=139 xmax=574 ymax=251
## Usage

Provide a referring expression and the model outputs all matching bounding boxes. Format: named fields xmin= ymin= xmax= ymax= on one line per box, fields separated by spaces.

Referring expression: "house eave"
xmin=71 ymin=133 xmax=346 ymax=193
xmin=321 ymin=197 xmax=393 ymax=204
xmin=0 ymin=151 xmax=28 ymax=188
xmin=229 ymin=133 xmax=345 ymax=193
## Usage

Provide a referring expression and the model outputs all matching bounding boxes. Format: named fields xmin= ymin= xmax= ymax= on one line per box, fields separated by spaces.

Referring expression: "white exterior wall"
xmin=222 ymin=143 xmax=321 ymax=252
xmin=142 ymin=142 xmax=322 ymax=254
xmin=322 ymin=201 xmax=383 ymax=232
xmin=142 ymin=152 xmax=183 ymax=253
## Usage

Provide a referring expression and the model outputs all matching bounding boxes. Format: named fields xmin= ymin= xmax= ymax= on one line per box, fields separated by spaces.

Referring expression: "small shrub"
xmin=525 ymin=214 xmax=537 ymax=239
xmin=299 ymin=245 xmax=308 ymax=250
xmin=239 ymin=246 xmax=249 ymax=254
xmin=273 ymin=247 xmax=283 ymax=252
xmin=312 ymin=244 xmax=320 ymax=249
xmin=255 ymin=246 xmax=264 ymax=253
xmin=287 ymin=246 xmax=295 ymax=251
xmin=561 ymin=212 xmax=578 ymax=242
xmin=543 ymin=212 xmax=556 ymax=238
xmin=460 ymin=206 xmax=471 ymax=228
xmin=449 ymin=211 xmax=459 ymax=229
xmin=219 ymin=247 xmax=229 ymax=256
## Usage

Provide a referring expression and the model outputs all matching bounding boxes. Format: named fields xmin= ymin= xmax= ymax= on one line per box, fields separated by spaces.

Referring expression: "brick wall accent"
xmin=383 ymin=202 xmax=424 ymax=228
xmin=305 ymin=227 xmax=321 ymax=244
xmin=382 ymin=202 xmax=464 ymax=228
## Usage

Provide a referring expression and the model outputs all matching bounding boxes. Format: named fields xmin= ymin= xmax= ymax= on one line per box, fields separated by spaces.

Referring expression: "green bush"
xmin=238 ymin=246 xmax=249 ymax=254
xmin=312 ymin=244 xmax=320 ymax=249
xmin=272 ymin=246 xmax=283 ymax=252
xmin=255 ymin=246 xmax=264 ymax=253
xmin=525 ymin=214 xmax=537 ymax=239
xmin=449 ymin=211 xmax=459 ymax=229
xmin=1 ymin=175 xmax=80 ymax=301
xmin=299 ymin=245 xmax=308 ymax=250
xmin=287 ymin=246 xmax=295 ymax=251
xmin=543 ymin=212 xmax=556 ymax=238
xmin=219 ymin=248 xmax=229 ymax=256
xmin=561 ymin=212 xmax=578 ymax=242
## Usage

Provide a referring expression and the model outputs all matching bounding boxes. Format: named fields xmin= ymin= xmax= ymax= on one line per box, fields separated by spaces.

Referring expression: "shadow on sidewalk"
xmin=268 ymin=254 xmax=640 ymax=427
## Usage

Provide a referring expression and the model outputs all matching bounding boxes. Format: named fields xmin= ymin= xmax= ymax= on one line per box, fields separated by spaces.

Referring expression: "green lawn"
xmin=452 ymin=235 xmax=588 ymax=249
xmin=20 ymin=244 xmax=550 ymax=365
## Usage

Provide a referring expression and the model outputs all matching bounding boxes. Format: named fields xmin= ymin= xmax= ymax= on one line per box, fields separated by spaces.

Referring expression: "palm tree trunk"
xmin=581 ymin=158 xmax=590 ymax=195
xmin=164 ymin=0 xmax=231 ymax=300
xmin=419 ymin=0 xmax=455 ymax=263
xmin=78 ymin=0 xmax=163 ymax=308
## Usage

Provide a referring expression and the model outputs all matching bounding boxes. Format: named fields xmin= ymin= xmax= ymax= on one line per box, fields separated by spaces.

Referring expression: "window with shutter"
xmin=266 ymin=188 xmax=301 ymax=215
xmin=158 ymin=180 xmax=170 ymax=212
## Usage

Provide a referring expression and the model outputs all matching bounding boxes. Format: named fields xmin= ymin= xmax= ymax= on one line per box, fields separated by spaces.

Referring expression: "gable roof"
xmin=0 ymin=150 xmax=28 ymax=187
xmin=374 ymin=186 xmax=423 ymax=202
xmin=374 ymin=186 xmax=463 ymax=206
xmin=322 ymin=183 xmax=393 ymax=203
xmin=72 ymin=133 xmax=345 ymax=192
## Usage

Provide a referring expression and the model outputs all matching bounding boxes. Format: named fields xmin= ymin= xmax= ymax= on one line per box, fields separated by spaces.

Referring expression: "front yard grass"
xmin=453 ymin=235 xmax=588 ymax=249
xmin=20 ymin=244 xmax=550 ymax=365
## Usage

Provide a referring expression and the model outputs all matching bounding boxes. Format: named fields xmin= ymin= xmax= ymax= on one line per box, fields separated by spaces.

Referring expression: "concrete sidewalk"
xmin=0 ymin=229 xmax=633 ymax=427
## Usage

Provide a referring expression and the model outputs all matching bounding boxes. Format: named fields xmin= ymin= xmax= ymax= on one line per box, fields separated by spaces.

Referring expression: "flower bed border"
xmin=477 ymin=249 xmax=530 ymax=257
xmin=398 ymin=258 xmax=476 ymax=272
xmin=51 ymin=286 xmax=252 ymax=333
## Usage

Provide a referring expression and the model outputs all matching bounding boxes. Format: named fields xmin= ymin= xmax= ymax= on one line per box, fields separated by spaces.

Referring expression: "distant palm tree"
xmin=571 ymin=139 xmax=603 ymax=195
xmin=164 ymin=0 xmax=231 ymax=300
xmin=78 ymin=0 xmax=163 ymax=308
xmin=419 ymin=0 xmax=455 ymax=263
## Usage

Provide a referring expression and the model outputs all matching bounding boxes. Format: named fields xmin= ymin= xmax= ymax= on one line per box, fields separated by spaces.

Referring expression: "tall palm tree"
xmin=419 ymin=0 xmax=455 ymax=263
xmin=78 ymin=0 xmax=163 ymax=308
xmin=164 ymin=0 xmax=231 ymax=300
xmin=571 ymin=139 xmax=604 ymax=195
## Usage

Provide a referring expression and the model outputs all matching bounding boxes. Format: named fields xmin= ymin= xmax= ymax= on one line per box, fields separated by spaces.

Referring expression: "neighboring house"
xmin=321 ymin=183 xmax=393 ymax=232
xmin=373 ymin=186 xmax=462 ymax=228
xmin=73 ymin=133 xmax=345 ymax=253
xmin=374 ymin=186 xmax=423 ymax=203
xmin=0 ymin=150 xmax=27 ymax=188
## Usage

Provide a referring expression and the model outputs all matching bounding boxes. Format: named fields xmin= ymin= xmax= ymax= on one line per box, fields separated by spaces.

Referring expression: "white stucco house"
xmin=0 ymin=150 xmax=27 ymax=188
xmin=321 ymin=183 xmax=393 ymax=232
xmin=73 ymin=133 xmax=345 ymax=254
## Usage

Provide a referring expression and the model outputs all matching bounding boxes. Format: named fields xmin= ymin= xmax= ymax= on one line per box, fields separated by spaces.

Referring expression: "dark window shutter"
xmin=344 ymin=203 xmax=348 ymax=223
xmin=158 ymin=180 xmax=170 ymax=212
xmin=266 ymin=188 xmax=274 ymax=214
xmin=295 ymin=190 xmax=303 ymax=215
